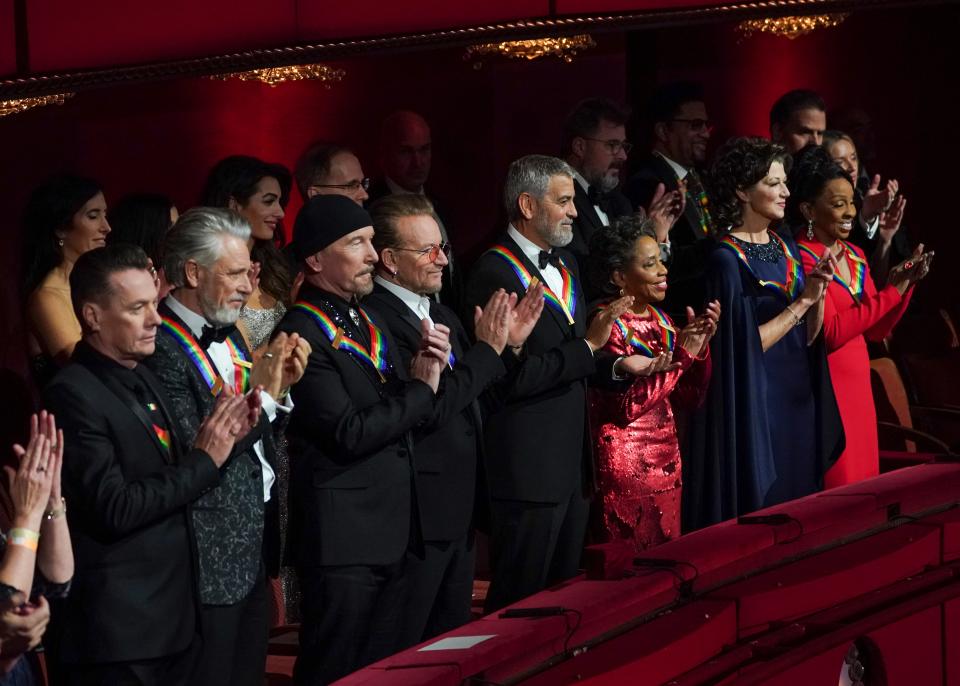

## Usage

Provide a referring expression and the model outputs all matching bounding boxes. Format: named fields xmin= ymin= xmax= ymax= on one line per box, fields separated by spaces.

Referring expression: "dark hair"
xmin=369 ymin=194 xmax=437 ymax=254
xmin=769 ymin=89 xmax=826 ymax=130
xmin=294 ymin=141 xmax=351 ymax=201
xmin=785 ymin=144 xmax=854 ymax=234
xmin=561 ymin=98 xmax=631 ymax=156
xmin=201 ymin=155 xmax=293 ymax=306
xmin=588 ymin=214 xmax=657 ymax=296
xmin=646 ymin=81 xmax=705 ymax=126
xmin=709 ymin=137 xmax=791 ymax=234
xmin=108 ymin=193 xmax=175 ymax=265
xmin=70 ymin=244 xmax=150 ymax=327
xmin=821 ymin=129 xmax=854 ymax=150
xmin=22 ymin=174 xmax=103 ymax=295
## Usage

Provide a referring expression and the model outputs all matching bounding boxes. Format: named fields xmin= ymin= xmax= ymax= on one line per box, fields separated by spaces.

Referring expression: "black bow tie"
xmin=199 ymin=324 xmax=236 ymax=349
xmin=538 ymin=250 xmax=561 ymax=270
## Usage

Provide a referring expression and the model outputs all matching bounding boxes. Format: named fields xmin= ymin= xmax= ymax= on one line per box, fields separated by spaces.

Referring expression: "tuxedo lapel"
xmin=96 ymin=368 xmax=173 ymax=463
xmin=573 ymin=182 xmax=604 ymax=235
xmin=157 ymin=301 xmax=221 ymax=400
xmin=370 ymin=285 xmax=423 ymax=339
xmin=500 ymin=234 xmax=574 ymax=338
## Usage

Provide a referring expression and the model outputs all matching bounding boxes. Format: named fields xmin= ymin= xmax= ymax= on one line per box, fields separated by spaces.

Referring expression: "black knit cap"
xmin=291 ymin=195 xmax=373 ymax=260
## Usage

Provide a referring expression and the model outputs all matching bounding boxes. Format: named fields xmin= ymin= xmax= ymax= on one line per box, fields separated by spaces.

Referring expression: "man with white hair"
xmin=464 ymin=155 xmax=632 ymax=613
xmin=145 ymin=207 xmax=310 ymax=686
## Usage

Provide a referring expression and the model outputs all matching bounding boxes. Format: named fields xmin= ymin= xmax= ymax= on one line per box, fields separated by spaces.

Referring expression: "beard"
xmin=538 ymin=215 xmax=574 ymax=248
xmin=598 ymin=168 xmax=621 ymax=193
xmin=199 ymin=289 xmax=242 ymax=326
xmin=354 ymin=272 xmax=375 ymax=297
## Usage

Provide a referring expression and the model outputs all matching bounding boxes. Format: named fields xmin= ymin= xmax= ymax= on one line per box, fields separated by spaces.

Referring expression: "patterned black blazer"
xmin=144 ymin=300 xmax=281 ymax=605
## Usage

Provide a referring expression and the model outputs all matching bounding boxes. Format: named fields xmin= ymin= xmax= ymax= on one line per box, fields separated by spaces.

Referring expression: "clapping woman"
xmin=588 ymin=216 xmax=719 ymax=549
xmin=684 ymin=137 xmax=844 ymax=530
xmin=790 ymin=145 xmax=931 ymax=487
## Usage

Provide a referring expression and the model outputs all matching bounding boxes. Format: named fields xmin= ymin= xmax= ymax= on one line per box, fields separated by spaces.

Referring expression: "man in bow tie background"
xmin=561 ymin=97 xmax=634 ymax=294
xmin=144 ymin=208 xmax=310 ymax=686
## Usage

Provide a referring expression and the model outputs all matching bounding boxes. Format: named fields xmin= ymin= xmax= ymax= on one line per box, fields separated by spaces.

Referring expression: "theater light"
xmin=737 ymin=13 xmax=849 ymax=40
xmin=209 ymin=63 xmax=346 ymax=87
xmin=464 ymin=34 xmax=595 ymax=68
xmin=0 ymin=93 xmax=74 ymax=117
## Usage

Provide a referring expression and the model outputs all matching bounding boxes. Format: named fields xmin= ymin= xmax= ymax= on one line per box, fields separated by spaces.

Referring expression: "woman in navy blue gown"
xmin=683 ymin=137 xmax=845 ymax=530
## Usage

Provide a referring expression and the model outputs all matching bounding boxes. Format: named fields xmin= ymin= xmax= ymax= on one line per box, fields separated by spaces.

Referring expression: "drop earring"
xmin=806 ymin=219 xmax=815 ymax=240
xmin=58 ymin=238 xmax=64 ymax=247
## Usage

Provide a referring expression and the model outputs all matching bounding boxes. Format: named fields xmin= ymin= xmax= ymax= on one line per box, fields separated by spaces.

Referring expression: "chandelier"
xmin=737 ymin=13 xmax=849 ymax=40
xmin=209 ymin=63 xmax=346 ymax=87
xmin=0 ymin=92 xmax=74 ymax=118
xmin=465 ymin=34 xmax=596 ymax=67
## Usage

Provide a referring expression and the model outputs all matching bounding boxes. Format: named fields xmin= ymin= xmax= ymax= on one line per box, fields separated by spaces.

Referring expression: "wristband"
xmin=44 ymin=497 xmax=67 ymax=521
xmin=7 ymin=528 xmax=39 ymax=552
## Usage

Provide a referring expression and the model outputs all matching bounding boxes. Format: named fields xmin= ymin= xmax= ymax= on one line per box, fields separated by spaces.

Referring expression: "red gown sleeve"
xmin=799 ymin=243 xmax=906 ymax=352
xmin=671 ymin=346 xmax=712 ymax=410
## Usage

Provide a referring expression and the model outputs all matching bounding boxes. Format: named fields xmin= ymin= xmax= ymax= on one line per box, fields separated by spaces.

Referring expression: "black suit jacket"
xmin=277 ymin=284 xmax=436 ymax=567
xmin=144 ymin=301 xmax=280 ymax=606
xmin=465 ymin=233 xmax=617 ymax=503
xmin=624 ymin=154 xmax=714 ymax=315
xmin=43 ymin=342 xmax=219 ymax=664
xmin=367 ymin=178 xmax=464 ymax=312
xmin=567 ymin=179 xmax=632 ymax=297
xmin=365 ymin=283 xmax=504 ymax=541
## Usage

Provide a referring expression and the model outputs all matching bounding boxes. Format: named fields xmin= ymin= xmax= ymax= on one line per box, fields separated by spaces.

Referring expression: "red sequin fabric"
xmin=589 ymin=309 xmax=711 ymax=551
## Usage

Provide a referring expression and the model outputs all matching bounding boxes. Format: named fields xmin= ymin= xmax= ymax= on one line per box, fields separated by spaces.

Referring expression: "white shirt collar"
xmin=507 ymin=224 xmax=549 ymax=266
xmin=374 ymin=275 xmax=431 ymax=320
xmin=385 ymin=176 xmax=424 ymax=196
xmin=571 ymin=170 xmax=591 ymax=196
xmin=654 ymin=151 xmax=689 ymax=181
xmin=164 ymin=293 xmax=212 ymax=340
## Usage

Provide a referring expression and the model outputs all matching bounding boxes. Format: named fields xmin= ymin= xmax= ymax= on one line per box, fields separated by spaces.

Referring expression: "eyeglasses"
xmin=391 ymin=242 xmax=451 ymax=262
xmin=582 ymin=138 xmax=633 ymax=155
xmin=311 ymin=177 xmax=371 ymax=192
xmin=670 ymin=118 xmax=714 ymax=134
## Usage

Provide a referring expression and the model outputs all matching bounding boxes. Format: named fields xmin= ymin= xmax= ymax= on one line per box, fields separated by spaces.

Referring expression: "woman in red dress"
xmin=789 ymin=146 xmax=932 ymax=487
xmin=587 ymin=216 xmax=719 ymax=550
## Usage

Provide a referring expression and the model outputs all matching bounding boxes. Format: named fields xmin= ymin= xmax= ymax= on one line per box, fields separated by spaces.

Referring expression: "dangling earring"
xmin=619 ymin=287 xmax=625 ymax=297
xmin=806 ymin=219 xmax=815 ymax=240
xmin=58 ymin=238 xmax=64 ymax=247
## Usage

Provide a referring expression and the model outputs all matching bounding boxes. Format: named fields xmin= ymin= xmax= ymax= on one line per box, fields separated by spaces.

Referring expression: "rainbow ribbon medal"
xmin=489 ymin=246 xmax=576 ymax=325
xmin=152 ymin=424 xmax=171 ymax=453
xmin=293 ymin=301 xmax=389 ymax=382
xmin=607 ymin=305 xmax=674 ymax=358
xmin=798 ymin=241 xmax=866 ymax=305
xmin=719 ymin=233 xmax=802 ymax=300
xmin=159 ymin=317 xmax=249 ymax=396
xmin=647 ymin=304 xmax=676 ymax=352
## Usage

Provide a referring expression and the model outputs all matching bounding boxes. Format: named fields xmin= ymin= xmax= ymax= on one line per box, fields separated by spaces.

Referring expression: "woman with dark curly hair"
xmin=790 ymin=145 xmax=930 ymax=487
xmin=22 ymin=175 xmax=110 ymax=386
xmin=684 ymin=137 xmax=843 ymax=530
xmin=201 ymin=155 xmax=294 ymax=353
xmin=587 ymin=216 xmax=719 ymax=548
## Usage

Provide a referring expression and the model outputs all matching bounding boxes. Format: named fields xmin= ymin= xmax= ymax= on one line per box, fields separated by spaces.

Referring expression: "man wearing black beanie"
xmin=278 ymin=195 xmax=451 ymax=685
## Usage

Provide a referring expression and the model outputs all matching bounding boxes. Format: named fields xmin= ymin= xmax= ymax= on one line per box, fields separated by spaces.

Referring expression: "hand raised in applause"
xmin=678 ymin=300 xmax=721 ymax=359
xmin=888 ymin=243 xmax=934 ymax=294
xmin=192 ymin=393 xmax=255 ymax=467
xmin=0 ymin=593 xmax=50 ymax=661
xmin=5 ymin=414 xmax=56 ymax=532
xmin=862 ymin=175 xmax=899 ymax=224
xmin=473 ymin=289 xmax=513 ymax=355
xmin=647 ymin=182 xmax=686 ymax=243
xmin=617 ymin=352 xmax=677 ymax=377
xmin=507 ymin=282 xmax=545 ymax=348
xmin=409 ymin=318 xmax=450 ymax=393
xmin=585 ymin=295 xmax=635 ymax=352
xmin=799 ymin=249 xmax=838 ymax=305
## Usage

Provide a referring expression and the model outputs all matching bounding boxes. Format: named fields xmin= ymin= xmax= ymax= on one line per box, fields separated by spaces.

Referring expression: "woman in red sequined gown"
xmin=587 ymin=218 xmax=719 ymax=550
xmin=789 ymin=146 xmax=931 ymax=487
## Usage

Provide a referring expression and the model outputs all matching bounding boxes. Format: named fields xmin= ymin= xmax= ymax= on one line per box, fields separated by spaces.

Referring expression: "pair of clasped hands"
xmin=195 ymin=333 xmax=311 ymax=467
xmin=408 ymin=285 xmax=548 ymax=393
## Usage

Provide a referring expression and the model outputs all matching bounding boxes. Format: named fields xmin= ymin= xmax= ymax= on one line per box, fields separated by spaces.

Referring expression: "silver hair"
xmin=162 ymin=207 xmax=251 ymax=288
xmin=503 ymin=155 xmax=575 ymax=222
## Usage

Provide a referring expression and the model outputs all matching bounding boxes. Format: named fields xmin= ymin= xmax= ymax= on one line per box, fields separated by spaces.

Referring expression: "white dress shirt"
xmin=374 ymin=275 xmax=434 ymax=325
xmin=165 ymin=295 xmax=282 ymax=502
xmin=571 ymin=171 xmax=610 ymax=227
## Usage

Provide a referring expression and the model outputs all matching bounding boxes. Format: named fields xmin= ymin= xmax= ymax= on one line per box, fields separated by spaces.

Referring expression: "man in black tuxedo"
xmin=365 ymin=194 xmax=543 ymax=646
xmin=145 ymin=208 xmax=310 ymax=686
xmin=465 ymin=155 xmax=632 ymax=613
xmin=43 ymin=244 xmax=257 ymax=685
xmin=367 ymin=110 xmax=463 ymax=311
xmin=294 ymin=141 xmax=371 ymax=206
xmin=624 ymin=82 xmax=714 ymax=316
xmin=277 ymin=195 xmax=453 ymax=684
xmin=561 ymin=97 xmax=634 ymax=292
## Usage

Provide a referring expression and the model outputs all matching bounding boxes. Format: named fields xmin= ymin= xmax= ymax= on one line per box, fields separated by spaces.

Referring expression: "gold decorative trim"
xmin=465 ymin=34 xmax=596 ymax=66
xmin=208 ymin=63 xmax=346 ymax=87
xmin=737 ymin=12 xmax=849 ymax=38
xmin=0 ymin=92 xmax=74 ymax=117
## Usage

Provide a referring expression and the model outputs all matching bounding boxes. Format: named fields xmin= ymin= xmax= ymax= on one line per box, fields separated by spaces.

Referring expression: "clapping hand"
xmin=878 ymin=195 xmax=906 ymax=246
xmin=0 ymin=593 xmax=50 ymax=666
xmin=617 ymin=352 xmax=677 ymax=377
xmin=409 ymin=319 xmax=450 ymax=393
xmin=678 ymin=300 xmax=721 ymax=358
xmin=473 ymin=289 xmax=514 ymax=355
xmin=6 ymin=414 xmax=57 ymax=532
xmin=862 ymin=175 xmax=900 ymax=223
xmin=586 ymin=295 xmax=635 ymax=352
xmin=801 ymin=249 xmax=839 ymax=304
xmin=507 ymin=282 xmax=545 ymax=348
xmin=252 ymin=331 xmax=313 ymax=399
xmin=647 ymin=182 xmax=686 ymax=244
xmin=888 ymin=243 xmax=934 ymax=290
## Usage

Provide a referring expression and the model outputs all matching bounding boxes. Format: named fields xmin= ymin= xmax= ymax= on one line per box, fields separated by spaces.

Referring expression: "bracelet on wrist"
xmin=7 ymin=528 xmax=39 ymax=552
xmin=44 ymin=497 xmax=67 ymax=521
xmin=784 ymin=304 xmax=803 ymax=327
